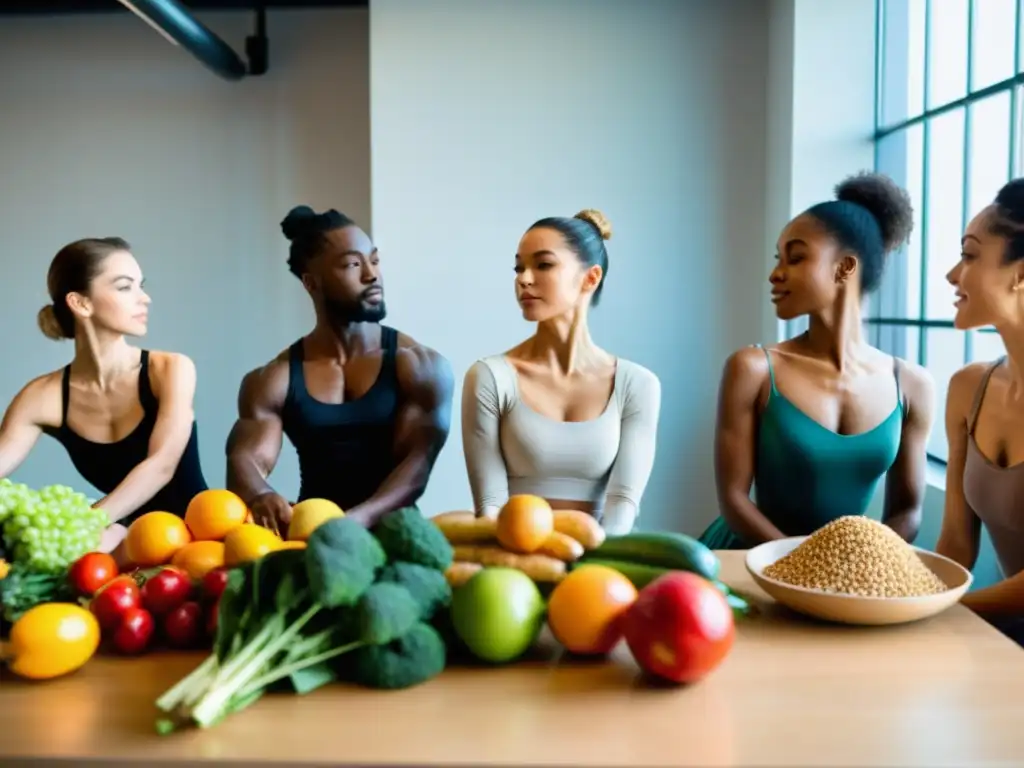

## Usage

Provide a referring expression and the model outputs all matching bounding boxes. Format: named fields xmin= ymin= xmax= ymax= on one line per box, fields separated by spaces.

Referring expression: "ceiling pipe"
xmin=116 ymin=0 xmax=267 ymax=80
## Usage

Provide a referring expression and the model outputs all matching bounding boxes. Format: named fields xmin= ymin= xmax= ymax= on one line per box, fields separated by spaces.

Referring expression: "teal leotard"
xmin=698 ymin=345 xmax=904 ymax=550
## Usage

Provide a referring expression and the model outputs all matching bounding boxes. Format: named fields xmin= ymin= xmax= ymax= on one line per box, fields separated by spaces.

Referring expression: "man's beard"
xmin=323 ymin=295 xmax=387 ymax=324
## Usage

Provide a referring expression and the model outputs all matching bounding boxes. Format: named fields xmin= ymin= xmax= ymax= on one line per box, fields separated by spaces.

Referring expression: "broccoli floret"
xmin=377 ymin=561 xmax=452 ymax=621
xmin=306 ymin=517 xmax=386 ymax=608
xmin=352 ymin=582 xmax=420 ymax=644
xmin=348 ymin=622 xmax=447 ymax=690
xmin=372 ymin=506 xmax=454 ymax=571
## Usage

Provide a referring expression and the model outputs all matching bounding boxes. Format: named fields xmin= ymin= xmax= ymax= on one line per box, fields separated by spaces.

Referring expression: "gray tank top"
xmin=962 ymin=356 xmax=1024 ymax=578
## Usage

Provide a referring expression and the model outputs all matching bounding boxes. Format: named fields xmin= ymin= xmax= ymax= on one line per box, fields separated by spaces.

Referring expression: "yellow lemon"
xmin=287 ymin=499 xmax=345 ymax=541
xmin=223 ymin=524 xmax=283 ymax=567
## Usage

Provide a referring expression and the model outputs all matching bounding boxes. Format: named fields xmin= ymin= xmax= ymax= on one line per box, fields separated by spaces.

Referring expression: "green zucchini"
xmin=571 ymin=558 xmax=669 ymax=589
xmin=579 ymin=531 xmax=720 ymax=581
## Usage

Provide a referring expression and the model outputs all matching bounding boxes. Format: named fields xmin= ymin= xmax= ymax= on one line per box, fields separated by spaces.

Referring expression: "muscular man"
xmin=225 ymin=206 xmax=454 ymax=533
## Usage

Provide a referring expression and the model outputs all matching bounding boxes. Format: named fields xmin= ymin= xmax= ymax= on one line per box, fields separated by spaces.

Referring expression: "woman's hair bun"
xmin=281 ymin=205 xmax=318 ymax=241
xmin=37 ymin=304 xmax=66 ymax=341
xmin=574 ymin=209 xmax=613 ymax=241
xmin=834 ymin=171 xmax=914 ymax=253
xmin=994 ymin=178 xmax=1024 ymax=224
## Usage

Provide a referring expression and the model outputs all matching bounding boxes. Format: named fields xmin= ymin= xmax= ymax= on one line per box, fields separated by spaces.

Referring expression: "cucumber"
xmin=571 ymin=558 xmax=669 ymax=589
xmin=579 ymin=531 xmax=720 ymax=581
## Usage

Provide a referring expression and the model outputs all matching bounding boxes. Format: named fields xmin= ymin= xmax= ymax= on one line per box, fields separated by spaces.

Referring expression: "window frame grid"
xmin=871 ymin=0 xmax=1024 ymax=465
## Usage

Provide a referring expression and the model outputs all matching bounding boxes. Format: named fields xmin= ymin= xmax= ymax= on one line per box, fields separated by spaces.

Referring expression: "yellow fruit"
xmin=170 ymin=540 xmax=227 ymax=581
xmin=278 ymin=540 xmax=307 ymax=550
xmin=125 ymin=512 xmax=192 ymax=567
xmin=287 ymin=498 xmax=344 ymax=541
xmin=223 ymin=524 xmax=283 ymax=566
xmin=5 ymin=603 xmax=100 ymax=680
xmin=0 ymin=558 xmax=9 ymax=580
xmin=184 ymin=489 xmax=249 ymax=541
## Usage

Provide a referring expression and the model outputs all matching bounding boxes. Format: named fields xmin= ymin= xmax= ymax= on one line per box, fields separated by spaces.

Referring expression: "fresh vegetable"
xmin=202 ymin=568 xmax=229 ymax=602
xmin=0 ymin=562 xmax=78 ymax=624
xmin=537 ymin=531 xmax=585 ymax=562
xmin=164 ymin=602 xmax=204 ymax=649
xmin=451 ymin=545 xmax=566 ymax=583
xmin=206 ymin=598 xmax=220 ymax=636
xmin=431 ymin=511 xmax=498 ymax=544
xmin=376 ymin=561 xmax=452 ymax=620
xmin=68 ymin=552 xmax=118 ymax=596
xmin=2 ymin=603 xmax=100 ymax=680
xmin=372 ymin=506 xmax=454 ymax=571
xmin=154 ymin=511 xmax=451 ymax=733
xmin=579 ymin=531 xmax=720 ymax=581
xmin=90 ymin=580 xmax=141 ymax=632
xmin=622 ymin=571 xmax=735 ymax=685
xmin=111 ymin=606 xmax=155 ymax=654
xmin=0 ymin=479 xmax=109 ymax=573
xmin=551 ymin=509 xmax=606 ymax=550
xmin=141 ymin=567 xmax=193 ymax=616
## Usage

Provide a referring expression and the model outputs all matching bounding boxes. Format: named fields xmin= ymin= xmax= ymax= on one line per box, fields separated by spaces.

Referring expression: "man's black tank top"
xmin=281 ymin=326 xmax=400 ymax=511
xmin=42 ymin=350 xmax=208 ymax=528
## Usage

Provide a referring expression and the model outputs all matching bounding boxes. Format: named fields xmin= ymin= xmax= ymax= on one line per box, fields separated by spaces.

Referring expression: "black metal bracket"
xmin=119 ymin=0 xmax=268 ymax=80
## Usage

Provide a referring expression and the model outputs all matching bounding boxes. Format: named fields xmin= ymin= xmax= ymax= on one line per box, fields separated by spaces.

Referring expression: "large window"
xmin=872 ymin=0 xmax=1024 ymax=462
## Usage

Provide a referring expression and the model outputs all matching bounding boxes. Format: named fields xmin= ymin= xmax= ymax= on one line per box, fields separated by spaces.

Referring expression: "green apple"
xmin=450 ymin=567 xmax=546 ymax=663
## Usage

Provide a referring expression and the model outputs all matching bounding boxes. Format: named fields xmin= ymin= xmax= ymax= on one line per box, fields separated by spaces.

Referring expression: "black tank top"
xmin=281 ymin=326 xmax=400 ymax=511
xmin=42 ymin=350 xmax=208 ymax=528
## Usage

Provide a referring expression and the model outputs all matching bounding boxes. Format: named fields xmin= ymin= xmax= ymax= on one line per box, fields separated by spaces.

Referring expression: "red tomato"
xmin=622 ymin=571 xmax=736 ymax=685
xmin=111 ymin=607 xmax=155 ymax=655
xmin=201 ymin=568 xmax=229 ymax=602
xmin=163 ymin=601 xmax=204 ymax=649
xmin=68 ymin=552 xmax=119 ymax=596
xmin=141 ymin=568 xmax=193 ymax=616
xmin=90 ymin=582 xmax=141 ymax=632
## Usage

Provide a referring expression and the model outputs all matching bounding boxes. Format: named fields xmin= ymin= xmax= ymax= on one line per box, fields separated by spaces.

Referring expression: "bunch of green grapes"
xmin=1 ymin=481 xmax=109 ymax=573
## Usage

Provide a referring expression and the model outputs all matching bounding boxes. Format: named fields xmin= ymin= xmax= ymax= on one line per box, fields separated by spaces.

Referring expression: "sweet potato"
xmin=444 ymin=561 xmax=483 ymax=588
xmin=537 ymin=531 xmax=585 ymax=562
xmin=432 ymin=511 xmax=499 ymax=544
xmin=552 ymin=509 xmax=606 ymax=550
xmin=451 ymin=545 xmax=567 ymax=583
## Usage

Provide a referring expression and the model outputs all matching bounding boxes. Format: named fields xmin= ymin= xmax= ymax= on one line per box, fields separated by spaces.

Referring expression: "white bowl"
xmin=745 ymin=536 xmax=974 ymax=626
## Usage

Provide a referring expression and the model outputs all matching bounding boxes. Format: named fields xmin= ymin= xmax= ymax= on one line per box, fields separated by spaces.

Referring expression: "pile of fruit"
xmin=435 ymin=495 xmax=753 ymax=685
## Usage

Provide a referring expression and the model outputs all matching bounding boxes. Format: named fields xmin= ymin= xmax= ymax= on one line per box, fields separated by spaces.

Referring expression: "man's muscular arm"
xmin=345 ymin=345 xmax=455 ymax=528
xmin=225 ymin=357 xmax=292 ymax=534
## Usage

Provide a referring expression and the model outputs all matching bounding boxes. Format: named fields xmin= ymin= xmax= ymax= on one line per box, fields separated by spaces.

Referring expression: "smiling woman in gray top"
xmin=938 ymin=178 xmax=1024 ymax=643
xmin=461 ymin=209 xmax=661 ymax=535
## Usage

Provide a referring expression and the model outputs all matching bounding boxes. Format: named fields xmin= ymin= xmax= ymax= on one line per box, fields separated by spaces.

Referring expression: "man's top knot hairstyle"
xmin=804 ymin=171 xmax=915 ymax=295
xmin=281 ymin=205 xmax=355 ymax=278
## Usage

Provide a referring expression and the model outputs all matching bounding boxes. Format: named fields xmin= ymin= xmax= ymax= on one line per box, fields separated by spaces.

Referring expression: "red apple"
xmin=622 ymin=571 xmax=735 ymax=684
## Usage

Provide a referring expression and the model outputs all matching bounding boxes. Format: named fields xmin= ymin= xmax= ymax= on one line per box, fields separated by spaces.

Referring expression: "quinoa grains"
xmin=763 ymin=516 xmax=948 ymax=598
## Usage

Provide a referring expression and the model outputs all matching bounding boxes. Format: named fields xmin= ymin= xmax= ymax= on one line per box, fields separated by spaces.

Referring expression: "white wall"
xmin=369 ymin=0 xmax=771 ymax=534
xmin=0 ymin=9 xmax=371 ymax=498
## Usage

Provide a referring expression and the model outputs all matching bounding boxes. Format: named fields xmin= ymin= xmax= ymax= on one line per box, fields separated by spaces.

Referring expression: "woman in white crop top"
xmin=461 ymin=209 xmax=662 ymax=535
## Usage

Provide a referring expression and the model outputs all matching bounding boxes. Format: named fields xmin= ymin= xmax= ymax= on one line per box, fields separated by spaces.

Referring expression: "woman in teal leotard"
xmin=698 ymin=172 xmax=936 ymax=550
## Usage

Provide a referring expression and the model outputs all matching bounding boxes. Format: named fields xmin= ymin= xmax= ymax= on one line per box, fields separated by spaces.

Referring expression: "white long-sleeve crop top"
xmin=460 ymin=355 xmax=662 ymax=534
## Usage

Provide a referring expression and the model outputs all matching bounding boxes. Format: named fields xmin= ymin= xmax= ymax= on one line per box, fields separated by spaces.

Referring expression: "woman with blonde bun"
xmin=0 ymin=238 xmax=208 ymax=552
xmin=462 ymin=210 xmax=662 ymax=535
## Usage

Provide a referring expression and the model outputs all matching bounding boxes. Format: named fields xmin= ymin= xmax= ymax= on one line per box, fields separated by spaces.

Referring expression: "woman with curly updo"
xmin=700 ymin=173 xmax=936 ymax=550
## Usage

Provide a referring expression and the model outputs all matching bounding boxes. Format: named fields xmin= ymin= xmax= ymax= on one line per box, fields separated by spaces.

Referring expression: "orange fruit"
xmin=223 ymin=523 xmax=283 ymax=567
xmin=125 ymin=512 xmax=192 ymax=567
xmin=170 ymin=540 xmax=227 ymax=581
xmin=546 ymin=564 xmax=639 ymax=655
xmin=496 ymin=494 xmax=554 ymax=554
xmin=185 ymin=489 xmax=249 ymax=541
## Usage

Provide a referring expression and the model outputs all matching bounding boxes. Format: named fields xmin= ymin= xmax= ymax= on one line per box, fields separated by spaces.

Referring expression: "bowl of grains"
xmin=745 ymin=516 xmax=973 ymax=626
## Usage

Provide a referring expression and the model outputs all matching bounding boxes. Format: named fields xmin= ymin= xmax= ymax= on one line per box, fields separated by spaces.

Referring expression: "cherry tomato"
xmin=202 ymin=568 xmax=229 ymax=602
xmin=141 ymin=568 xmax=193 ymax=616
xmin=68 ymin=552 xmax=119 ymax=597
xmin=90 ymin=582 xmax=140 ymax=632
xmin=111 ymin=607 xmax=154 ymax=655
xmin=163 ymin=601 xmax=203 ymax=649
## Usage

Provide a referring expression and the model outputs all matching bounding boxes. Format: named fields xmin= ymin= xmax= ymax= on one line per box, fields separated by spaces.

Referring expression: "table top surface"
xmin=2 ymin=550 xmax=1024 ymax=767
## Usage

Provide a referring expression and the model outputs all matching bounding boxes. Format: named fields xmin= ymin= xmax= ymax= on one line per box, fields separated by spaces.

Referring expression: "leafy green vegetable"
xmin=347 ymin=622 xmax=447 ymax=690
xmin=154 ymin=513 xmax=451 ymax=733
xmin=371 ymin=506 xmax=454 ymax=571
xmin=377 ymin=561 xmax=452 ymax=621
xmin=0 ymin=562 xmax=78 ymax=625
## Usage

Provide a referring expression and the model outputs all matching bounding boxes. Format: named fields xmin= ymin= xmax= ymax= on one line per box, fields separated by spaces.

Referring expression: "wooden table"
xmin=3 ymin=551 xmax=1024 ymax=767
